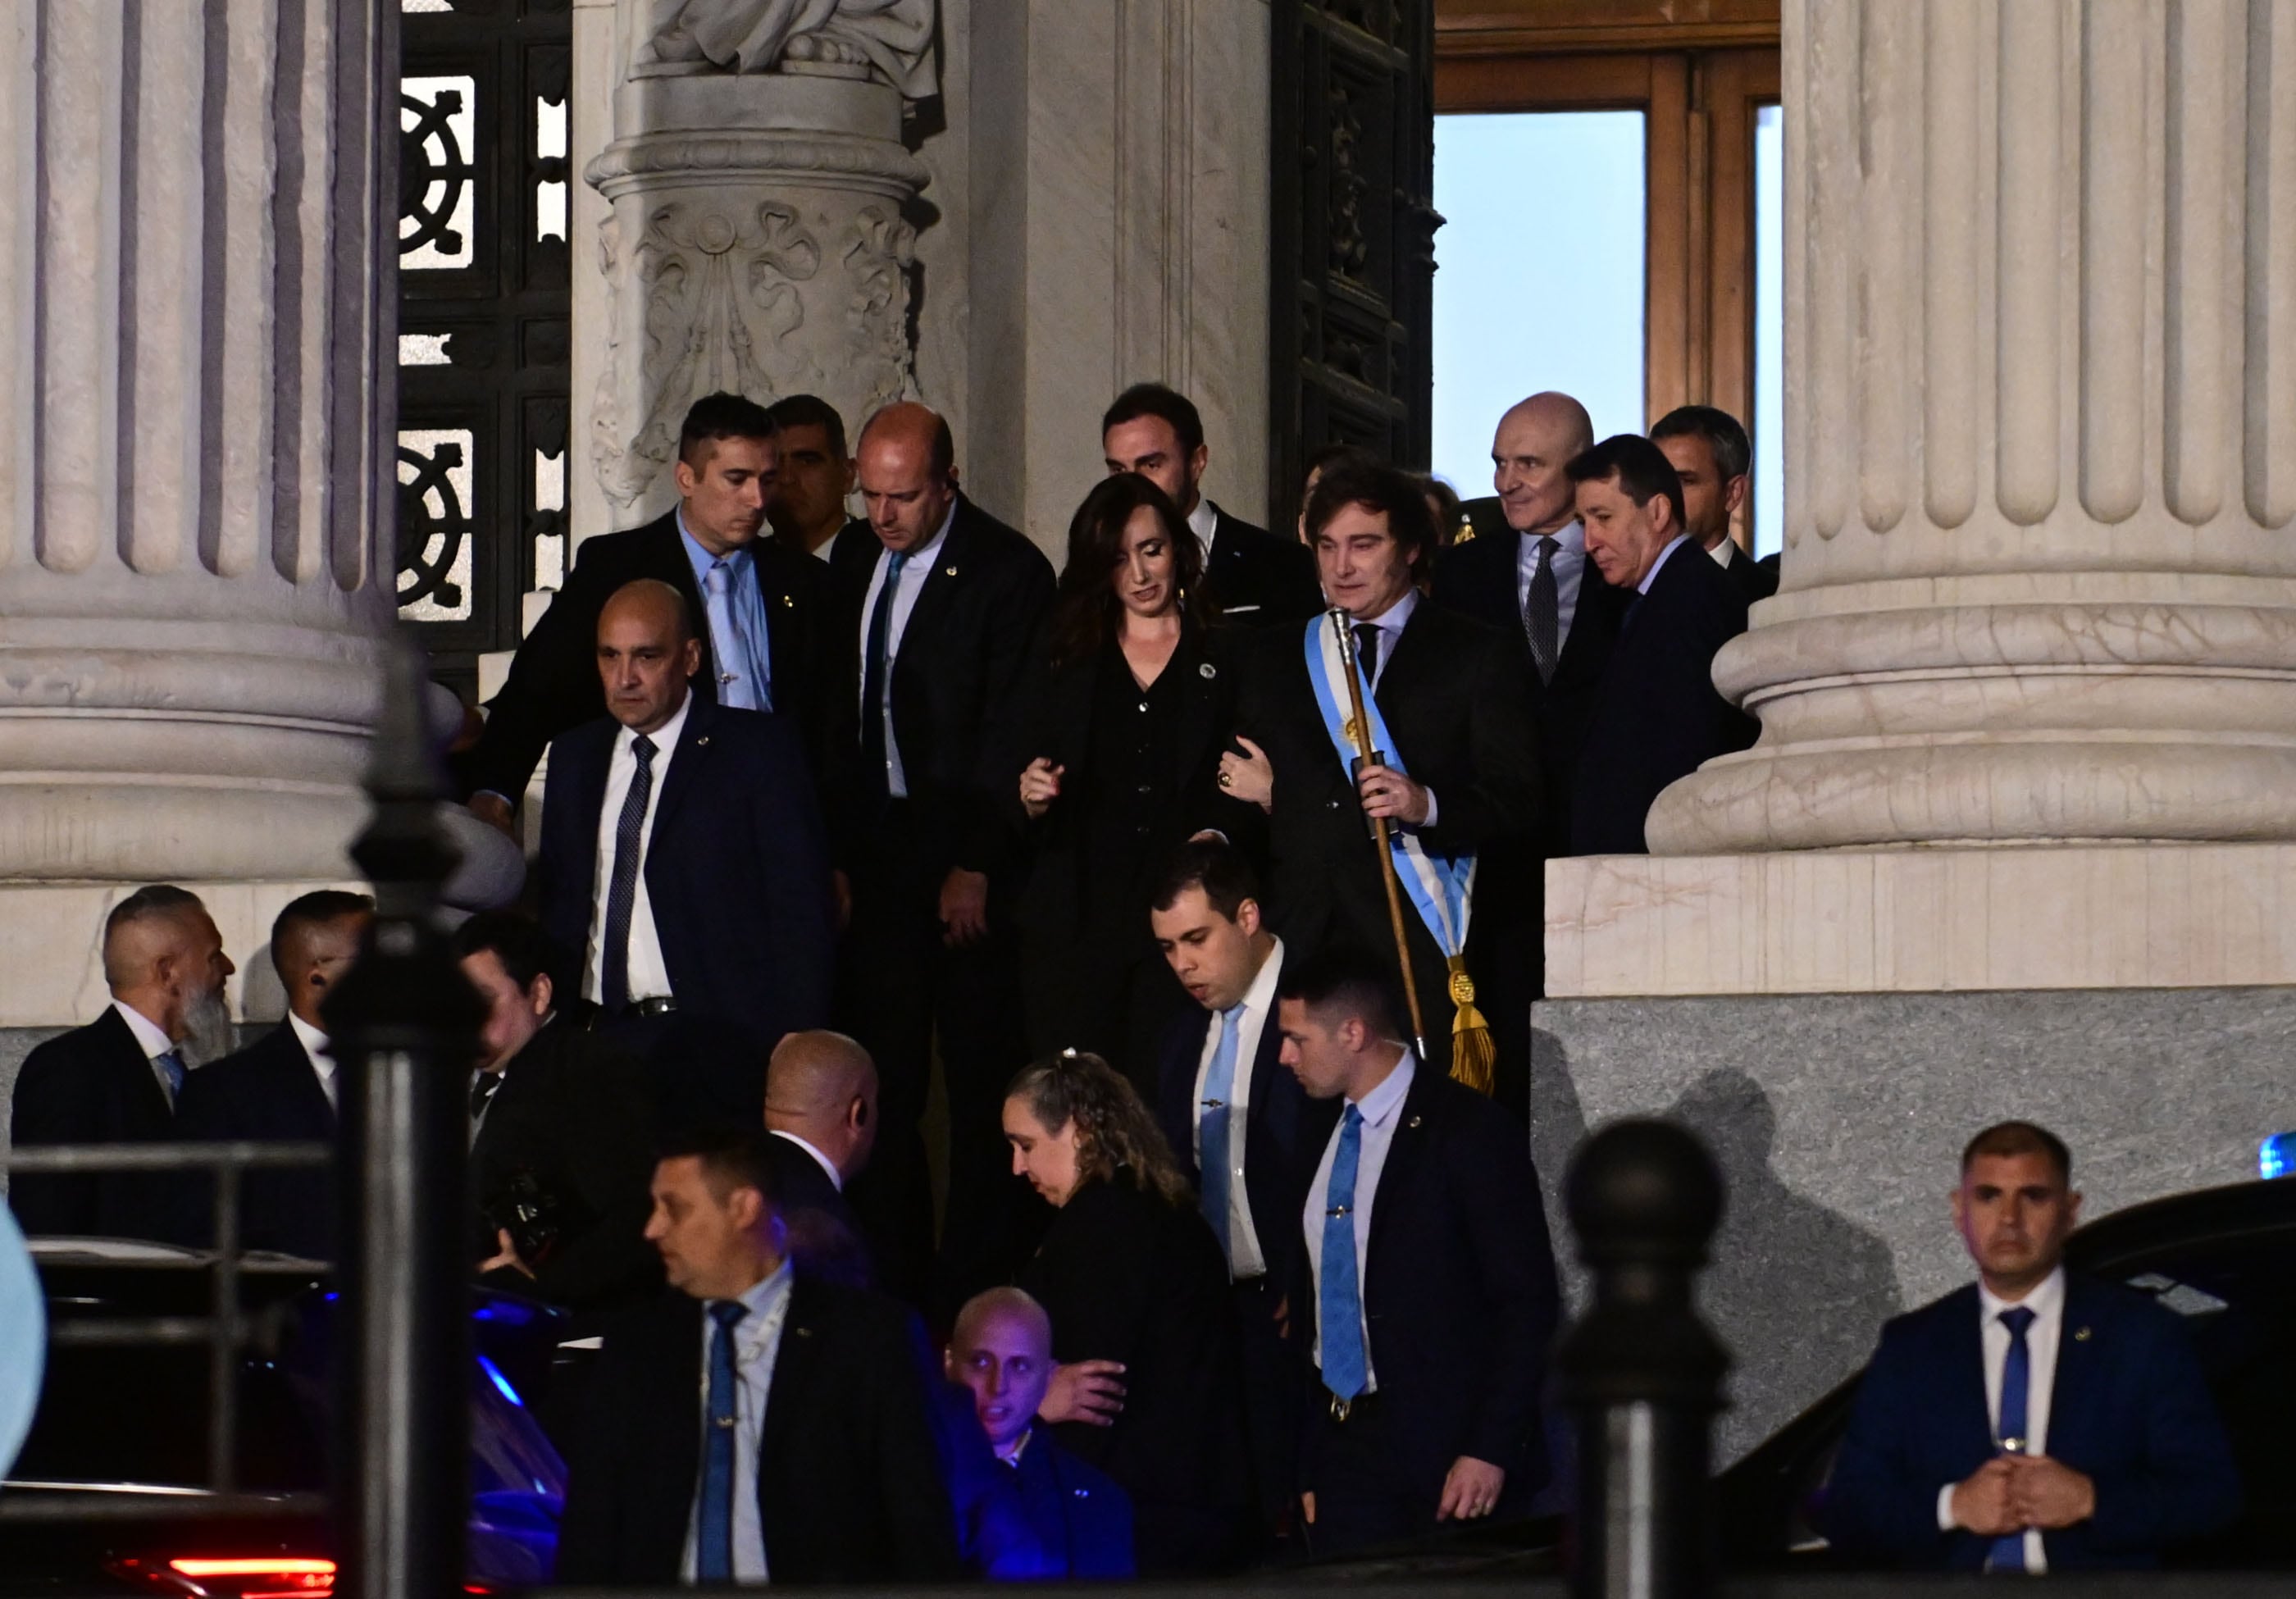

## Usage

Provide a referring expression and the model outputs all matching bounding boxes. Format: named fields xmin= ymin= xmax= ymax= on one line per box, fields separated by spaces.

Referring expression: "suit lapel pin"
xmin=781 ymin=594 xmax=794 ymax=608
xmin=695 ymin=736 xmax=710 ymax=747
xmin=1407 ymin=1114 xmax=1423 ymax=1129
xmin=2074 ymin=1326 xmax=2092 ymax=1342
xmin=1200 ymin=662 xmax=1217 ymax=679
xmin=794 ymin=1325 xmax=813 ymax=1337
xmin=944 ymin=565 xmax=959 ymax=578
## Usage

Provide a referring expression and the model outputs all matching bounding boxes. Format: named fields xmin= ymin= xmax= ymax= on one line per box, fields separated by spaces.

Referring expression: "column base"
xmin=1531 ymin=983 xmax=2294 ymax=1463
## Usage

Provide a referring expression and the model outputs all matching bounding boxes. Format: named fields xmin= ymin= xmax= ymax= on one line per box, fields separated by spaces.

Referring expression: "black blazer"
xmin=1570 ymin=541 xmax=1760 ymax=855
xmin=1821 ymin=1276 xmax=2240 ymax=1569
xmin=469 ymin=1017 xmax=660 ymax=1314
xmin=1431 ymin=516 xmax=1631 ymax=863
xmin=554 ymin=1277 xmax=960 ymax=1585
xmin=1018 ymin=1178 xmax=1251 ymax=1570
xmin=1203 ymin=504 xmax=1322 ymax=625
xmin=1151 ymin=959 xmax=1338 ymax=1288
xmin=1720 ymin=541 xmax=1779 ymax=604
xmin=992 ymin=1433 xmax=1138 ymax=1579
xmin=171 ymin=1022 xmax=335 ymax=1260
xmin=827 ymin=498 xmax=1056 ymax=878
xmin=1233 ymin=603 xmax=1540 ymax=995
xmin=762 ymin=1131 xmax=872 ymax=1290
xmin=460 ymin=509 xmax=840 ymax=804
xmin=1292 ymin=1064 xmax=1561 ymax=1509
xmin=8 ymin=1008 xmax=175 ymax=1241
xmin=535 ymin=698 xmax=835 ymax=1056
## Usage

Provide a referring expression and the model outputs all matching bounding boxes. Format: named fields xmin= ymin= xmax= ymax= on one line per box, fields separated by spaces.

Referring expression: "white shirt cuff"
xmin=1421 ymin=790 xmax=1439 ymax=828
xmin=1937 ymin=1483 xmax=1958 ymax=1532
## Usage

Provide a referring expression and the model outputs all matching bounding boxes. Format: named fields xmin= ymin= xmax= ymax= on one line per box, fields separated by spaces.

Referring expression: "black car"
xmin=1718 ymin=1177 xmax=2296 ymax=1571
xmin=1308 ymin=1178 xmax=2296 ymax=1579
xmin=0 ymin=1239 xmax=567 ymax=1595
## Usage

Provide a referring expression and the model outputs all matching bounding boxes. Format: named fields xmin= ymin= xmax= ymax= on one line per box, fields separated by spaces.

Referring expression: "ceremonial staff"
xmin=1330 ymin=607 xmax=1430 ymax=1060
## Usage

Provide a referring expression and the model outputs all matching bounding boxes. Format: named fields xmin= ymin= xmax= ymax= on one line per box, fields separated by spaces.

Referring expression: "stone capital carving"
xmin=584 ymin=130 xmax=928 ymax=202
xmin=628 ymin=0 xmax=938 ymax=99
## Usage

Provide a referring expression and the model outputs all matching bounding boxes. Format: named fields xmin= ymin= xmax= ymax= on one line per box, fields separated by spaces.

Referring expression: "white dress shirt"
xmin=286 ymin=1011 xmax=337 ymax=1110
xmin=681 ymin=1260 xmax=796 ymax=1583
xmin=1707 ymin=535 xmax=1738 ymax=570
xmin=1302 ymin=1048 xmax=1415 ymax=1392
xmin=1517 ymin=518 xmax=1588 ymax=649
xmin=1934 ymin=1267 xmax=2066 ymax=1572
xmin=855 ymin=500 xmax=957 ymax=800
xmin=1187 ymin=496 xmax=1220 ymax=563
xmin=1190 ymin=937 xmax=1286 ymax=1281
xmin=769 ymin=1128 xmax=844 ymax=1192
xmin=112 ymin=999 xmax=181 ymax=1108
xmin=1637 ymin=532 xmax=1692 ymax=595
xmin=583 ymin=691 xmax=690 ymax=1005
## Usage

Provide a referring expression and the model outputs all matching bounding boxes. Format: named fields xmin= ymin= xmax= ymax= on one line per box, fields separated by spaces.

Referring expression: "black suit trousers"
xmin=836 ymin=799 xmax=1032 ymax=1314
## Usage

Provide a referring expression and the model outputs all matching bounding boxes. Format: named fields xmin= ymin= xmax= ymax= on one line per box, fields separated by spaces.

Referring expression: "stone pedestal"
xmin=1542 ymin=0 xmax=2296 ymax=1458
xmin=0 ymin=2 xmax=394 ymax=894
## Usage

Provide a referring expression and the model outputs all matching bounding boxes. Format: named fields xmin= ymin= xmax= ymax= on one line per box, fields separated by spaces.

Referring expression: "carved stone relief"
xmin=629 ymin=0 xmax=937 ymax=98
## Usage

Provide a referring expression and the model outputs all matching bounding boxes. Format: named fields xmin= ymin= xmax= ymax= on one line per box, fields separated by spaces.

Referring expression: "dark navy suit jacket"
xmin=171 ymin=1021 xmax=336 ymax=1260
xmin=1152 ymin=961 xmax=1338 ymax=1287
xmin=1821 ymin=1275 xmax=2240 ymax=1570
xmin=990 ymin=1433 xmax=1137 ymax=1579
xmin=536 ymin=696 xmax=835 ymax=1074
xmin=8 ymin=1008 xmax=176 ymax=1241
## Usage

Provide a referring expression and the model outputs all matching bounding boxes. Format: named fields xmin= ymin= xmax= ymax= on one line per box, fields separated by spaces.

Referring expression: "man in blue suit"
xmin=1146 ymin=839 xmax=1337 ymax=1542
xmin=535 ymin=579 xmax=835 ymax=1131
xmin=1821 ymin=1122 xmax=2239 ymax=1570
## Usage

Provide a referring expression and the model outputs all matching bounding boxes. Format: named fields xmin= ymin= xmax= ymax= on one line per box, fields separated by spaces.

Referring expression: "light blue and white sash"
xmin=1302 ymin=614 xmax=1477 ymax=961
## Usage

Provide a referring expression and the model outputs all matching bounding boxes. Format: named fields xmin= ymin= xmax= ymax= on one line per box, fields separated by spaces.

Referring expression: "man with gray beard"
xmin=8 ymin=886 xmax=237 ymax=1240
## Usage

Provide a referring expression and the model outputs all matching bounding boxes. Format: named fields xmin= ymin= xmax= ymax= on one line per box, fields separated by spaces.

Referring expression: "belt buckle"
xmin=1329 ymin=1394 xmax=1351 ymax=1424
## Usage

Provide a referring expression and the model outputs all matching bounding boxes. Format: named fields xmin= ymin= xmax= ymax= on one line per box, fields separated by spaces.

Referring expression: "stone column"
xmin=582 ymin=1 xmax=935 ymax=531
xmin=1538 ymin=0 xmax=2296 ymax=1465
xmin=0 ymin=0 xmax=394 ymax=1024
xmin=1650 ymin=0 xmax=2296 ymax=854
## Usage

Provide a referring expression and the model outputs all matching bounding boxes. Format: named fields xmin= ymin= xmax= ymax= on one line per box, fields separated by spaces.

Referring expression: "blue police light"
xmin=478 ymin=1353 xmax=526 ymax=1409
xmin=2260 ymin=1133 xmax=2296 ymax=1181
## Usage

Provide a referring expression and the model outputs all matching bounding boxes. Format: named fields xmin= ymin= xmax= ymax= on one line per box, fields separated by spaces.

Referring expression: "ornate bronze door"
xmin=1269 ymin=0 xmax=1440 ymax=528
xmin=397 ymin=0 xmax=573 ymax=703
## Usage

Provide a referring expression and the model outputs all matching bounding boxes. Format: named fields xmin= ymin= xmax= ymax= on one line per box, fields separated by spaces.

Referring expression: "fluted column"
xmin=0 ymin=0 xmax=395 ymax=882
xmin=1648 ymin=0 xmax=2296 ymax=853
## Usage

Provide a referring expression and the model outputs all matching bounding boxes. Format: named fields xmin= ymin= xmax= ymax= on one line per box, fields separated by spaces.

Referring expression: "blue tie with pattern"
xmin=599 ymin=733 xmax=656 ymax=1013
xmin=1319 ymin=1105 xmax=1368 ymax=1402
xmin=1197 ymin=1005 xmax=1244 ymax=1255
xmin=155 ymin=1050 xmax=186 ymax=1103
xmin=1989 ymin=1305 xmax=2038 ymax=1572
xmin=699 ymin=1299 xmax=749 ymax=1581
xmin=703 ymin=559 xmax=760 ymax=711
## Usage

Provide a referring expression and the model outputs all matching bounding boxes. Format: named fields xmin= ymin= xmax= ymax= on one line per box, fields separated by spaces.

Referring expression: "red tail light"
xmin=107 ymin=1555 xmax=335 ymax=1597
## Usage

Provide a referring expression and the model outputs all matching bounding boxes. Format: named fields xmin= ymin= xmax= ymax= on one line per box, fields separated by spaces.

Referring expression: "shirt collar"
xmin=1638 ymin=533 xmax=1693 ymax=595
xmin=1979 ymin=1265 xmax=2066 ymax=1325
xmin=110 ymin=998 xmax=177 ymax=1060
xmin=727 ymin=1257 xmax=795 ymax=1324
xmin=617 ymin=688 xmax=692 ymax=758
xmin=1187 ymin=496 xmax=1219 ymax=554
xmin=1349 ymin=1047 xmax=1415 ymax=1127
xmin=1707 ymin=536 xmax=1737 ymax=568
xmin=676 ymin=510 xmax=749 ymax=583
xmin=1524 ymin=517 xmax=1585 ymax=557
xmin=1358 ymin=586 xmax=1419 ymax=635
xmin=286 ymin=1011 xmax=333 ymax=1073
xmin=1237 ymin=936 xmax=1285 ymax=1021
xmin=768 ymin=1128 xmax=844 ymax=1192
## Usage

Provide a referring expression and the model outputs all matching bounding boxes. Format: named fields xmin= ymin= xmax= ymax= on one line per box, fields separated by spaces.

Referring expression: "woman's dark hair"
xmin=1004 ymin=1051 xmax=1191 ymax=1207
xmin=1046 ymin=474 xmax=1208 ymax=669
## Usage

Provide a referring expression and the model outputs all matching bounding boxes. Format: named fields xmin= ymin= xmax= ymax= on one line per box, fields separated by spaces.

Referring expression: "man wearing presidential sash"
xmin=1220 ymin=461 xmax=1539 ymax=1091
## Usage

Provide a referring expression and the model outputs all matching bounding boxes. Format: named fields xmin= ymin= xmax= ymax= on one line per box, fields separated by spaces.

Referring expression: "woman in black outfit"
xmin=1003 ymin=1050 xmax=1252 ymax=1575
xmin=1009 ymin=475 xmax=1257 ymax=1090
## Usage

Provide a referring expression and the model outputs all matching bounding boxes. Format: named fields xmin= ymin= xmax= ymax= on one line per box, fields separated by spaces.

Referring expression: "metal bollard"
xmin=1559 ymin=1119 xmax=1731 ymax=1599
xmin=325 ymin=642 xmax=487 ymax=1599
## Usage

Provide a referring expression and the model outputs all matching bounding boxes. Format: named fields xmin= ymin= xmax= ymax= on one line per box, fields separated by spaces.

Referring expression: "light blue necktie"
xmin=698 ymin=1299 xmax=749 ymax=1581
xmin=1197 ymin=1005 xmax=1244 ymax=1255
xmin=155 ymin=1050 xmax=186 ymax=1104
xmin=1988 ymin=1305 xmax=2037 ymax=1572
xmin=704 ymin=559 xmax=761 ymax=711
xmin=1319 ymin=1105 xmax=1368 ymax=1401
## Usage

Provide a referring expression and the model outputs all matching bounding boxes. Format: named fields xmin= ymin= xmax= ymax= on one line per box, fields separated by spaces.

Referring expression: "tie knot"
xmin=1219 ymin=1002 xmax=1246 ymax=1036
xmin=631 ymin=732 xmax=656 ymax=763
xmin=710 ymin=1300 xmax=749 ymax=1332
xmin=1999 ymin=1305 xmax=2036 ymax=1338
xmin=886 ymin=549 xmax=909 ymax=575
xmin=1342 ymin=1103 xmax=1364 ymax=1132
xmin=706 ymin=558 xmax=731 ymax=590
xmin=1538 ymin=535 xmax=1560 ymax=558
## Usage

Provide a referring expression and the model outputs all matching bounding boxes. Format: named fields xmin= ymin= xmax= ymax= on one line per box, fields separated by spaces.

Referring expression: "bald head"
xmin=947 ymin=1287 xmax=1055 ymax=1456
xmin=763 ymin=1031 xmax=880 ymax=1182
xmin=597 ymin=578 xmax=701 ymax=734
xmin=1493 ymin=391 xmax=1597 ymax=535
xmin=952 ymin=1286 xmax=1052 ymax=1352
xmin=856 ymin=403 xmax=960 ymax=554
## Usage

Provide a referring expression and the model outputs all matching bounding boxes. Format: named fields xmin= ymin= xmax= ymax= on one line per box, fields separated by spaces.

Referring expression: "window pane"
xmin=1754 ymin=103 xmax=1784 ymax=560
xmin=1432 ymin=112 xmax=1646 ymax=497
